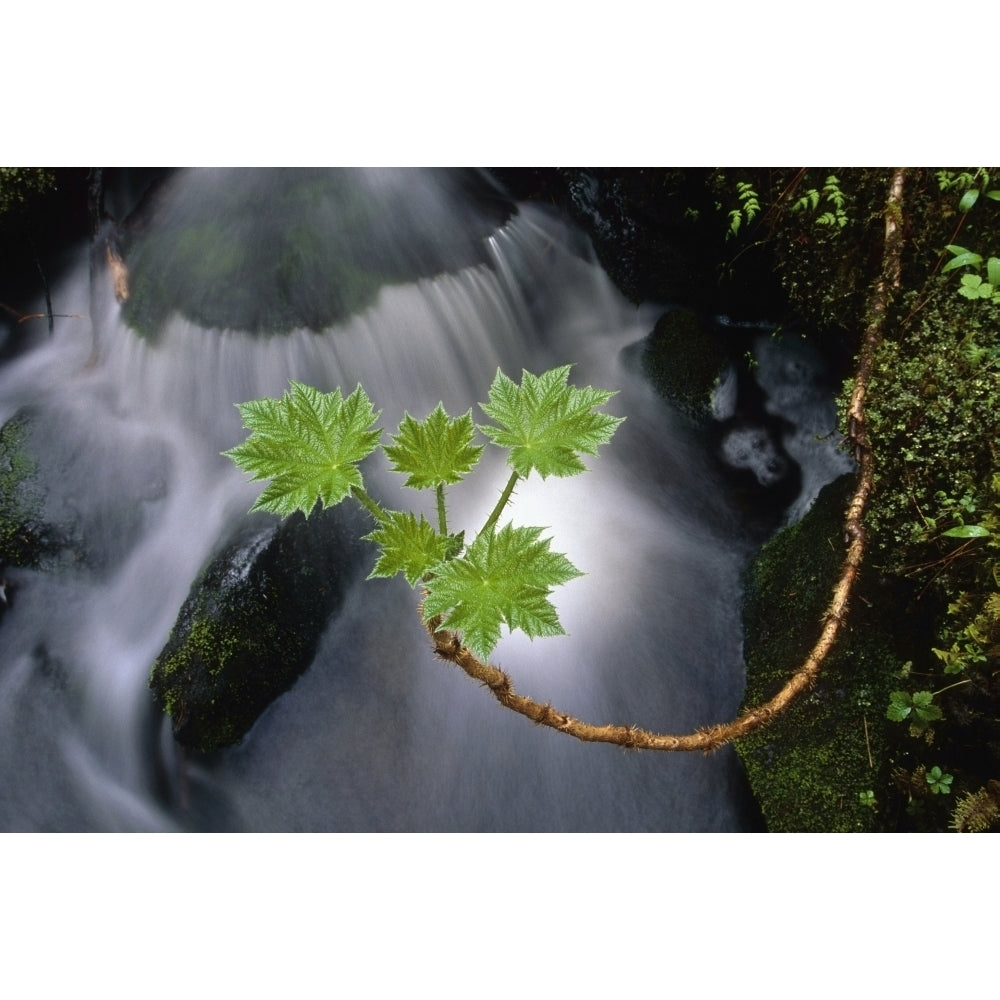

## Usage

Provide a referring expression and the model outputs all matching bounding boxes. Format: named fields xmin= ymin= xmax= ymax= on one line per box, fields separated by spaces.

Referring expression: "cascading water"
xmin=0 ymin=169 xmax=849 ymax=831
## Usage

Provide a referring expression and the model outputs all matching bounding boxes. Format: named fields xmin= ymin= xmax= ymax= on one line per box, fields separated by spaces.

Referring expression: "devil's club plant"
xmin=223 ymin=365 xmax=623 ymax=661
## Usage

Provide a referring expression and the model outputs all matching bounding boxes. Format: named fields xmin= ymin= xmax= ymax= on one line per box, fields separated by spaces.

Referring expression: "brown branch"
xmin=1 ymin=301 xmax=85 ymax=324
xmin=424 ymin=168 xmax=908 ymax=753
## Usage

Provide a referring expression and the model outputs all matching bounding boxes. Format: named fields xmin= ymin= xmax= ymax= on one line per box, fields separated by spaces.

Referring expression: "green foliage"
xmin=727 ymin=181 xmax=760 ymax=237
xmin=383 ymin=404 xmax=483 ymax=490
xmin=938 ymin=171 xmax=1000 ymax=305
xmin=478 ymin=366 xmax=623 ymax=480
xmin=936 ymin=167 xmax=1000 ymax=210
xmin=223 ymin=381 xmax=382 ymax=518
xmin=421 ymin=523 xmax=583 ymax=661
xmin=941 ymin=246 xmax=1000 ymax=304
xmin=0 ymin=168 xmax=56 ymax=217
xmin=364 ymin=511 xmax=455 ymax=587
xmin=925 ymin=765 xmax=954 ymax=794
xmin=886 ymin=689 xmax=944 ymax=735
xmin=860 ymin=284 xmax=999 ymax=792
xmin=736 ymin=476 xmax=899 ymax=832
xmin=792 ymin=174 xmax=849 ymax=229
xmin=225 ymin=366 xmax=622 ymax=660
xmin=859 ymin=789 xmax=876 ymax=808
xmin=0 ymin=417 xmax=51 ymax=568
xmin=861 ymin=281 xmax=1000 ymax=572
xmin=767 ymin=168 xmax=882 ymax=333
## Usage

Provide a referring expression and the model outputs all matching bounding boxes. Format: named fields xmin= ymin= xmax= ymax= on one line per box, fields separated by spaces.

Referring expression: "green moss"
xmin=641 ymin=309 xmax=728 ymax=422
xmin=0 ymin=417 xmax=51 ymax=568
xmin=121 ymin=169 xmax=508 ymax=339
xmin=0 ymin=168 xmax=56 ymax=218
xmin=150 ymin=506 xmax=365 ymax=752
xmin=860 ymin=280 xmax=999 ymax=573
xmin=737 ymin=476 xmax=906 ymax=831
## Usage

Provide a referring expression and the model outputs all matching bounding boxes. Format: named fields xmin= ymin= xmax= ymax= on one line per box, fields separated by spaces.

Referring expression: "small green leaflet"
xmin=223 ymin=381 xmax=382 ymax=517
xmin=886 ymin=690 xmax=942 ymax=724
xmin=479 ymin=366 xmax=624 ymax=479
xmin=383 ymin=404 xmax=484 ymax=489
xmin=365 ymin=510 xmax=455 ymax=587
xmin=422 ymin=522 xmax=583 ymax=661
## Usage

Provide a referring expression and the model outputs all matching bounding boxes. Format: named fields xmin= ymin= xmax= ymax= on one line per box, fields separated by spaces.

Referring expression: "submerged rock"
xmin=149 ymin=504 xmax=368 ymax=752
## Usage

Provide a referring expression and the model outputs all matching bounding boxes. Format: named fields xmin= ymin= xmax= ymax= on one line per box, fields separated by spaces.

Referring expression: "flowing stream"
xmin=0 ymin=169 xmax=851 ymax=831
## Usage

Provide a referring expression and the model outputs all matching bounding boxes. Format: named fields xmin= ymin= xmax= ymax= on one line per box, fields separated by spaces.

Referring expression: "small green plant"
xmin=223 ymin=366 xmax=623 ymax=662
xmin=859 ymin=789 xmax=876 ymax=809
xmin=886 ymin=689 xmax=943 ymax=736
xmin=942 ymin=246 xmax=1000 ymax=304
xmin=791 ymin=174 xmax=849 ymax=229
xmin=936 ymin=167 xmax=1000 ymax=210
xmin=939 ymin=170 xmax=1000 ymax=305
xmin=727 ymin=181 xmax=760 ymax=237
xmin=886 ymin=678 xmax=973 ymax=738
xmin=925 ymin=765 xmax=954 ymax=794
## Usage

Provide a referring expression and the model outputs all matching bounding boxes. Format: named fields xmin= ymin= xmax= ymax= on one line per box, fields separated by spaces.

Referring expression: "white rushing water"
xmin=0 ymin=168 xmax=847 ymax=831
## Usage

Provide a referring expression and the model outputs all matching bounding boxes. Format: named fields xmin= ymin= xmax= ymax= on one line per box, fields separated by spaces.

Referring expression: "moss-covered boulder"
xmin=122 ymin=168 xmax=512 ymax=338
xmin=150 ymin=504 xmax=367 ymax=752
xmin=641 ymin=308 xmax=728 ymax=423
xmin=736 ymin=475 xmax=909 ymax=831
xmin=0 ymin=416 xmax=61 ymax=574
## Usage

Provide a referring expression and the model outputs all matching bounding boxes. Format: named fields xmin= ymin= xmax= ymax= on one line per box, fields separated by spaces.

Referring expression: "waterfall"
xmin=0 ymin=168 xmax=844 ymax=831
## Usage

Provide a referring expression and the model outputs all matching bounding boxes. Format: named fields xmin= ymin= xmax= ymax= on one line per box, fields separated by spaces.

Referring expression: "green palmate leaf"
xmin=223 ymin=380 xmax=382 ymax=517
xmin=383 ymin=404 xmax=484 ymax=489
xmin=478 ymin=365 xmax=624 ymax=479
xmin=365 ymin=510 xmax=454 ymax=587
xmin=887 ymin=691 xmax=913 ymax=722
xmin=926 ymin=766 xmax=953 ymax=794
xmin=422 ymin=522 xmax=583 ymax=661
xmin=911 ymin=690 xmax=943 ymax=724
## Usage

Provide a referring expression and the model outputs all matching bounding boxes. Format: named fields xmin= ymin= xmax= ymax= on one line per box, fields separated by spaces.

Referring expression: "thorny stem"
xmin=436 ymin=482 xmax=448 ymax=537
xmin=425 ymin=168 xmax=909 ymax=754
xmin=350 ymin=484 xmax=389 ymax=526
xmin=478 ymin=470 xmax=520 ymax=538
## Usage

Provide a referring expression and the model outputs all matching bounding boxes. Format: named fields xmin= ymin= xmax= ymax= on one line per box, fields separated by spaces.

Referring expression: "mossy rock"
xmin=149 ymin=504 xmax=368 ymax=752
xmin=736 ymin=475 xmax=908 ymax=831
xmin=641 ymin=308 xmax=728 ymax=423
xmin=122 ymin=168 xmax=512 ymax=338
xmin=0 ymin=416 xmax=60 ymax=570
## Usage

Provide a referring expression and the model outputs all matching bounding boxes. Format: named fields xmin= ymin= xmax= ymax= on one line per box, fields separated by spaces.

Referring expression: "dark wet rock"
xmin=0 ymin=415 xmax=64 ymax=575
xmin=640 ymin=308 xmax=728 ymax=424
xmin=149 ymin=504 xmax=369 ymax=752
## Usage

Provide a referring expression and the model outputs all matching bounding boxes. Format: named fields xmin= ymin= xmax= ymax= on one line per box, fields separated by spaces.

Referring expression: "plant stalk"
xmin=351 ymin=485 xmax=388 ymax=525
xmin=436 ymin=482 xmax=448 ymax=536
xmin=931 ymin=678 xmax=973 ymax=698
xmin=478 ymin=470 xmax=520 ymax=537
